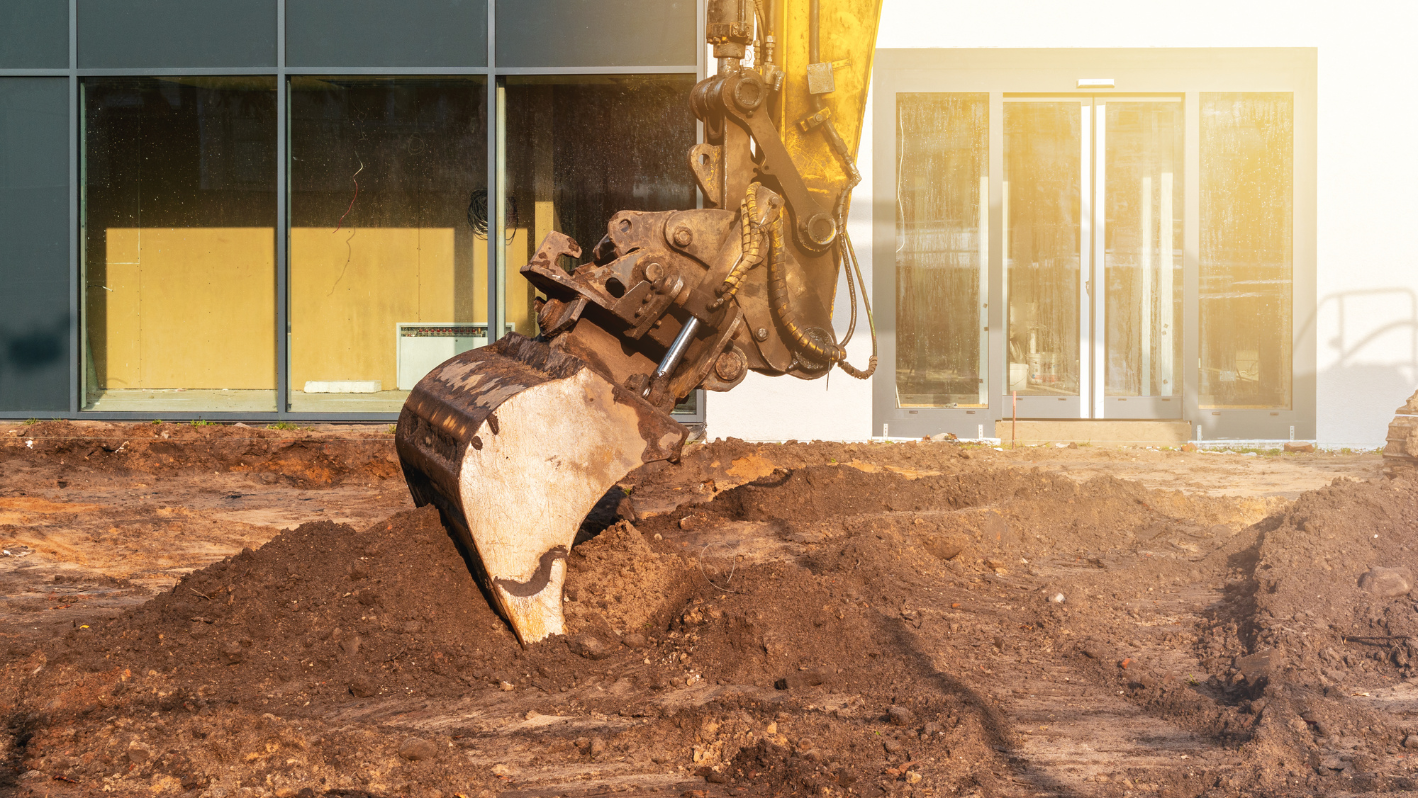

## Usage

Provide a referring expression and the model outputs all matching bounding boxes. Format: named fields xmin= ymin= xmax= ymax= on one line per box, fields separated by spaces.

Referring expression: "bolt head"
xmin=714 ymin=350 xmax=747 ymax=383
xmin=643 ymin=261 xmax=665 ymax=283
xmin=673 ymin=227 xmax=693 ymax=247
xmin=754 ymin=327 xmax=769 ymax=342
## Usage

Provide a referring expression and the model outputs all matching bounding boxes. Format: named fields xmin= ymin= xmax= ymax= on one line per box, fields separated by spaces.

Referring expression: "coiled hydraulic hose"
xmin=767 ymin=216 xmax=845 ymax=368
xmin=712 ymin=184 xmax=770 ymax=310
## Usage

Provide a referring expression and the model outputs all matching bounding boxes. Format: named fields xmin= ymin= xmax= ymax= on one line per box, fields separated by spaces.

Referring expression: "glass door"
xmin=1004 ymin=96 xmax=1182 ymax=419
xmin=1097 ymin=99 xmax=1183 ymax=419
xmin=1004 ymin=98 xmax=1089 ymax=418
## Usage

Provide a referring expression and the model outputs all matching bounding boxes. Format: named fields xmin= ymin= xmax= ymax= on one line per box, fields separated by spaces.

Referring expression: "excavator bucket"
xmin=394 ymin=333 xmax=687 ymax=645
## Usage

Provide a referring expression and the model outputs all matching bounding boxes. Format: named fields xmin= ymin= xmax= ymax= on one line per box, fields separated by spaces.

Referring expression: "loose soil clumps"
xmin=3 ymin=421 xmax=399 ymax=487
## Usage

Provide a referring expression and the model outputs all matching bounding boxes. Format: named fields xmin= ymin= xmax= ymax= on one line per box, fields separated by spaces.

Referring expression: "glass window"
xmin=1104 ymin=101 xmax=1183 ymax=397
xmin=82 ymin=77 xmax=278 ymax=412
xmin=894 ymin=93 xmax=988 ymax=408
xmin=499 ymin=75 xmax=696 ymax=340
xmin=1200 ymin=93 xmax=1293 ymax=409
xmin=1004 ymin=101 xmax=1082 ymax=397
xmin=288 ymin=77 xmax=487 ymax=412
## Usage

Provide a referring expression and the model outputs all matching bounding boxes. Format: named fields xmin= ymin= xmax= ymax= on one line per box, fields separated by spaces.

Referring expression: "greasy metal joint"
xmin=801 ymin=212 xmax=838 ymax=251
xmin=731 ymin=71 xmax=766 ymax=113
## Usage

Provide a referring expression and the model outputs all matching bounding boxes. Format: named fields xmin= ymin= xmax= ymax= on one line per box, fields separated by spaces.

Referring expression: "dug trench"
xmin=1 ymin=424 xmax=1416 ymax=797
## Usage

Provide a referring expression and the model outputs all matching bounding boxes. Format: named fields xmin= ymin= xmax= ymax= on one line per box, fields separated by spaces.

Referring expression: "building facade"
xmin=2 ymin=0 xmax=1412 ymax=448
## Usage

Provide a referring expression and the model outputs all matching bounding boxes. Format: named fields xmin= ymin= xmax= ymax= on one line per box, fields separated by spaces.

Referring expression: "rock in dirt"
xmin=1285 ymin=442 xmax=1316 ymax=453
xmin=219 ymin=640 xmax=244 ymax=664
xmin=570 ymin=634 xmax=611 ymax=660
xmin=126 ymin=741 xmax=153 ymax=765
xmin=349 ymin=677 xmax=378 ymax=698
xmin=1404 ymin=734 xmax=1418 ymax=750
xmin=1359 ymin=566 xmax=1413 ymax=597
xmin=398 ymin=736 xmax=438 ymax=761
xmin=887 ymin=705 xmax=915 ymax=727
xmin=622 ymin=632 xmax=647 ymax=648
xmin=1234 ymin=649 xmax=1283 ymax=686
xmin=922 ymin=534 xmax=969 ymax=562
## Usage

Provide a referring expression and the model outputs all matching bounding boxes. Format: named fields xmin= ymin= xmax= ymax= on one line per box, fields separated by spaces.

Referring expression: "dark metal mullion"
xmin=486 ymin=1 xmax=498 ymax=342
xmin=492 ymin=65 xmax=697 ymax=75
xmin=275 ymin=0 xmax=288 ymax=418
xmin=71 ymin=68 xmax=279 ymax=76
xmin=68 ymin=0 xmax=79 ymax=414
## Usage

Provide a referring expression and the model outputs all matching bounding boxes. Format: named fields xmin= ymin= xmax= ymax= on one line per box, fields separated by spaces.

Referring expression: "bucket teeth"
xmin=395 ymin=333 xmax=687 ymax=645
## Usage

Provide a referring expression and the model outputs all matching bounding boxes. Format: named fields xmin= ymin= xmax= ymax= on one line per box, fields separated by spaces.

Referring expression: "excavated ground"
xmin=0 ymin=420 xmax=1411 ymax=798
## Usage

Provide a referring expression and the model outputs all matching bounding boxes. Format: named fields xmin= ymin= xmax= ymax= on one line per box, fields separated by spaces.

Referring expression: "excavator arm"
xmin=396 ymin=0 xmax=884 ymax=644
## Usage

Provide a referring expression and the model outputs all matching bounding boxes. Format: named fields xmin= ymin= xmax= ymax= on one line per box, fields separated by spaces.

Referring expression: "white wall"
xmin=710 ymin=0 xmax=1418 ymax=446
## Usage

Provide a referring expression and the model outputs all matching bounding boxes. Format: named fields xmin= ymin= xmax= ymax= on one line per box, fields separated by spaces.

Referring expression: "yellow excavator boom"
xmin=396 ymin=0 xmax=884 ymax=645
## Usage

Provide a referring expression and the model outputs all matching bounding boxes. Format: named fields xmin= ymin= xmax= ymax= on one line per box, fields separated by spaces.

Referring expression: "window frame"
xmin=0 ymin=0 xmax=708 ymax=421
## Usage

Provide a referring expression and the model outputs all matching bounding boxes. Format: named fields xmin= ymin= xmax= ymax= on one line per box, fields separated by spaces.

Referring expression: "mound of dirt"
xmin=1181 ymin=473 xmax=1418 ymax=793
xmin=39 ymin=508 xmax=515 ymax=707
xmin=7 ymin=507 xmax=710 ymax=796
xmin=643 ymin=462 xmax=1254 ymax=570
xmin=31 ymin=505 xmax=714 ymax=714
xmin=2 ymin=421 xmax=398 ymax=487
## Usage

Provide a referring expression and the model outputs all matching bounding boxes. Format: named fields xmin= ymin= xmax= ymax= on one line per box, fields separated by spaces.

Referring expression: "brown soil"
xmin=1 ymin=421 xmax=1412 ymax=798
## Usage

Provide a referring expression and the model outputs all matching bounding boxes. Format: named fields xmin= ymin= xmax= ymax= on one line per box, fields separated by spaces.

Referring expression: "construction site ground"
xmin=2 ymin=420 xmax=1415 ymax=798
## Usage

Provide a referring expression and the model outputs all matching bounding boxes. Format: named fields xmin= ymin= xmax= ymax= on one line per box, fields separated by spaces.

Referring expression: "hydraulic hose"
xmin=767 ymin=217 xmax=844 ymax=368
xmin=805 ymin=0 xmax=875 ymax=379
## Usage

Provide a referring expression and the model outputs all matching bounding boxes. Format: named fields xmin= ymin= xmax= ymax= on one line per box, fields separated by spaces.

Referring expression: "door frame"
xmin=871 ymin=48 xmax=1317 ymax=440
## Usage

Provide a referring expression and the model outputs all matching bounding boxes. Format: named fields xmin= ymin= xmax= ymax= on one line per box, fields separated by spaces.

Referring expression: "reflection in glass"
xmin=1104 ymin=102 xmax=1183 ymax=397
xmin=1004 ymin=102 xmax=1081 ymax=396
xmin=894 ymin=93 xmax=988 ymax=408
xmin=501 ymin=75 xmax=696 ymax=339
xmin=1200 ymin=93 xmax=1292 ymax=408
xmin=288 ymin=77 xmax=487 ymax=412
xmin=82 ymin=77 xmax=277 ymax=411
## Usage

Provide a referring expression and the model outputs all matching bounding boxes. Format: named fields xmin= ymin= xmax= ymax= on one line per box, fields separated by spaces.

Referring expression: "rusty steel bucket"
xmin=394 ymin=333 xmax=687 ymax=644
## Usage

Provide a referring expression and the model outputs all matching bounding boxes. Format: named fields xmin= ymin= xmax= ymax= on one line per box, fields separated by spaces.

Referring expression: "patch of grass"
xmin=151 ymin=419 xmax=163 ymax=425
xmin=23 ymin=418 xmax=39 ymax=425
xmin=266 ymin=421 xmax=301 ymax=431
xmin=386 ymin=424 xmax=397 ymax=435
xmin=189 ymin=419 xmax=213 ymax=427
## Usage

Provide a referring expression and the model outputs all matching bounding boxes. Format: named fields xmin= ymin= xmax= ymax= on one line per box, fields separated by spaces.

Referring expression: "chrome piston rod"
xmin=644 ymin=316 xmax=700 ymax=396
